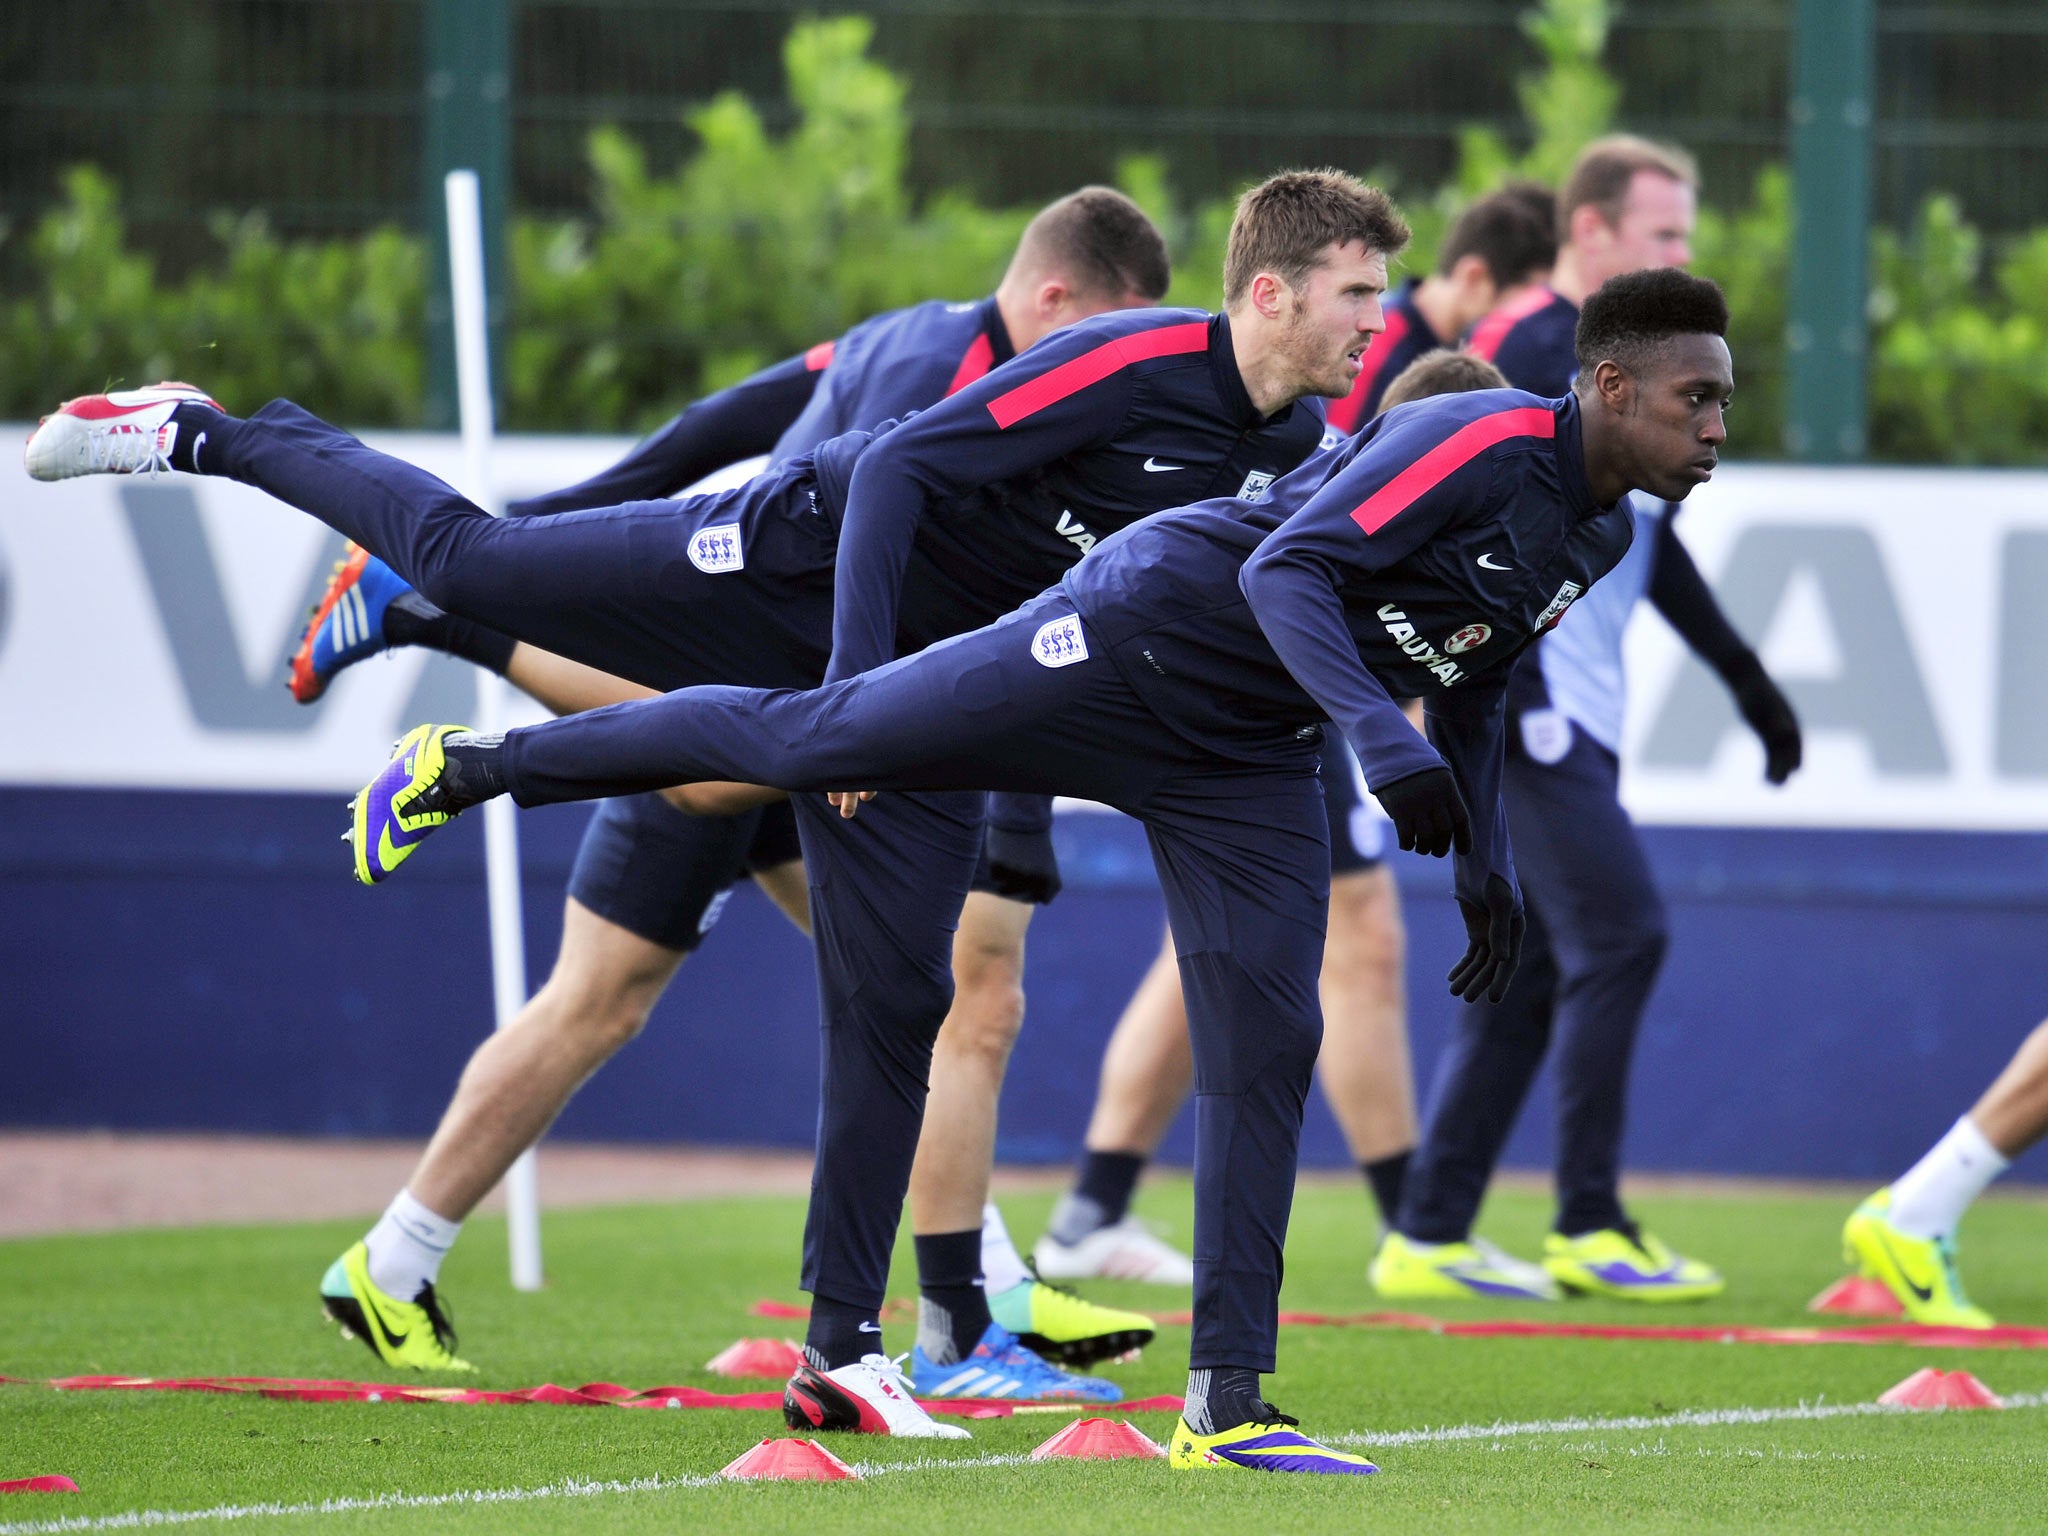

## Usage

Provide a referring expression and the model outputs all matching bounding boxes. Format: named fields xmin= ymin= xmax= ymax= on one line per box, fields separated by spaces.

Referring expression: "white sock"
xmin=979 ymin=1202 xmax=1031 ymax=1294
xmin=1888 ymin=1116 xmax=2010 ymax=1240
xmin=364 ymin=1189 xmax=463 ymax=1299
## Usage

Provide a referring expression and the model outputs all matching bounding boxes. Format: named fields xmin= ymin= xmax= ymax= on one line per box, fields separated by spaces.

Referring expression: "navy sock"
xmin=1184 ymin=1366 xmax=1266 ymax=1435
xmin=382 ymin=592 xmax=517 ymax=675
xmin=914 ymin=1230 xmax=990 ymax=1364
xmin=803 ymin=1293 xmax=881 ymax=1372
xmin=1363 ymin=1150 xmax=1411 ymax=1228
xmin=168 ymin=403 xmax=239 ymax=474
xmin=1048 ymin=1150 xmax=1146 ymax=1244
xmin=434 ymin=731 xmax=508 ymax=810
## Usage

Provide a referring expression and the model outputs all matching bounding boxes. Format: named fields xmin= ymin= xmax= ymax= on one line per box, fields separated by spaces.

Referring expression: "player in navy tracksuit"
xmin=1036 ymin=193 xmax=1557 ymax=1281
xmin=247 ymin=188 xmax=1172 ymax=1378
xmin=1373 ymin=137 xmax=1803 ymax=1304
xmin=343 ymin=268 xmax=1735 ymax=1465
xmin=32 ymin=174 xmax=1396 ymax=1411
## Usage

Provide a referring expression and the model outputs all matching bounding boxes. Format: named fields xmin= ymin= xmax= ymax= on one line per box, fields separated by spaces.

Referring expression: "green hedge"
xmin=5 ymin=10 xmax=2046 ymax=462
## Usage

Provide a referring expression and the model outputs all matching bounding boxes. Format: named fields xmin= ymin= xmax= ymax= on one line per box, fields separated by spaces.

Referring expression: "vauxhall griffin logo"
xmin=1377 ymin=604 xmax=1465 ymax=686
xmin=1445 ymin=623 xmax=1491 ymax=655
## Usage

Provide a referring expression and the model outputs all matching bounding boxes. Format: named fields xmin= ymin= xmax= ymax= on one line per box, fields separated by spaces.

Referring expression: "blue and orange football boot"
xmin=347 ymin=724 xmax=470 ymax=885
xmin=291 ymin=545 xmax=418 ymax=703
xmin=1169 ymin=1406 xmax=1378 ymax=1475
xmin=909 ymin=1322 xmax=1121 ymax=1403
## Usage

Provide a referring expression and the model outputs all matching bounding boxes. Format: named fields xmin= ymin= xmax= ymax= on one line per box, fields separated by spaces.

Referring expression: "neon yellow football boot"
xmin=1541 ymin=1225 xmax=1726 ymax=1301
xmin=319 ymin=1241 xmax=475 ymax=1372
xmin=347 ymin=723 xmax=471 ymax=885
xmin=988 ymin=1276 xmax=1155 ymax=1366
xmin=1843 ymin=1188 xmax=1993 ymax=1328
xmin=1368 ymin=1230 xmax=1561 ymax=1300
xmin=1168 ymin=1409 xmax=1378 ymax=1475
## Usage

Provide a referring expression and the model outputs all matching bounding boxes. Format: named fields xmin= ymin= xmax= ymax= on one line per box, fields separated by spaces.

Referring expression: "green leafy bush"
xmin=5 ymin=8 xmax=2047 ymax=462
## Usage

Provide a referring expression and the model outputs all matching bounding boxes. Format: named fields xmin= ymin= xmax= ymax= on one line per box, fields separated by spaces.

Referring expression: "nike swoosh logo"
xmin=1871 ymin=1228 xmax=1935 ymax=1302
xmin=1142 ymin=458 xmax=1184 ymax=472
xmin=857 ymin=1322 xmax=881 ymax=1334
xmin=363 ymin=1293 xmax=411 ymax=1351
xmin=191 ymin=431 xmax=207 ymax=472
xmin=1477 ymin=553 xmax=1513 ymax=571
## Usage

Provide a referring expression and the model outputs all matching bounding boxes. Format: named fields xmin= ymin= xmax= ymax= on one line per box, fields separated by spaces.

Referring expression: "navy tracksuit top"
xmin=509 ymin=296 xmax=1016 ymax=519
xmin=805 ymin=308 xmax=1329 ymax=683
xmin=1063 ymin=388 xmax=1635 ymax=906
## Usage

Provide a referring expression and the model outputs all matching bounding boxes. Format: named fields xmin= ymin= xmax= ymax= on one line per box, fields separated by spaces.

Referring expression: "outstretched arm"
xmin=1647 ymin=509 xmax=1801 ymax=783
xmin=1426 ymin=669 xmax=1523 ymax=1003
xmin=507 ymin=350 xmax=826 ymax=518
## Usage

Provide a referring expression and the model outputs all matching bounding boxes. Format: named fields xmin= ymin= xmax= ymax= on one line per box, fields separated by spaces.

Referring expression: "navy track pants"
xmin=500 ymin=593 xmax=1332 ymax=1371
xmin=1398 ymin=687 xmax=1668 ymax=1243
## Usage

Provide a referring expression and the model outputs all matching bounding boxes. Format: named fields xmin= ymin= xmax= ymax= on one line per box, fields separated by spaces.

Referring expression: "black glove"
xmin=1447 ymin=873 xmax=1524 ymax=1004
xmin=976 ymin=824 xmax=1063 ymax=906
xmin=1727 ymin=658 xmax=1802 ymax=785
xmin=1374 ymin=767 xmax=1471 ymax=859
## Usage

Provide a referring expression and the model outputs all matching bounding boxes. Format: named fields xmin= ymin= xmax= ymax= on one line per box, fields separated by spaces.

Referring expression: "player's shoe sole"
xmin=318 ymin=1241 xmax=473 ymax=1372
xmin=25 ymin=383 xmax=220 ymax=481
xmin=1843 ymin=1188 xmax=1993 ymax=1328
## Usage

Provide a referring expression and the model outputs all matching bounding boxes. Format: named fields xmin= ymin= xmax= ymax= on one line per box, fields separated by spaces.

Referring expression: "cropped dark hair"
xmin=1437 ymin=188 xmax=1557 ymax=288
xmin=1574 ymin=268 xmax=1730 ymax=380
xmin=1018 ymin=187 xmax=1171 ymax=303
xmin=1222 ymin=169 xmax=1411 ymax=307
xmin=1377 ymin=351 xmax=1509 ymax=412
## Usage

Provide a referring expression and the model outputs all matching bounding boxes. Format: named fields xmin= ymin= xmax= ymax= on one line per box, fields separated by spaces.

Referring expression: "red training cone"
xmin=1878 ymin=1368 xmax=2002 ymax=1410
xmin=706 ymin=1338 xmax=807 ymax=1379
xmin=719 ymin=1437 xmax=860 ymax=1481
xmin=0 ymin=1477 xmax=80 ymax=1494
xmin=1030 ymin=1417 xmax=1165 ymax=1461
xmin=1807 ymin=1275 xmax=1906 ymax=1317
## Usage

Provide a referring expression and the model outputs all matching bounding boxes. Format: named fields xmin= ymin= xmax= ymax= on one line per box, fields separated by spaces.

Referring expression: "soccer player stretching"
xmin=311 ymin=268 xmax=1734 ymax=1470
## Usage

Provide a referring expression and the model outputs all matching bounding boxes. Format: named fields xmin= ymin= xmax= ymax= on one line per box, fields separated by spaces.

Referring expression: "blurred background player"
xmin=1372 ymin=134 xmax=1805 ymax=1303
xmin=1036 ymin=350 xmax=1516 ymax=1286
xmin=1844 ymin=1018 xmax=2048 ymax=1327
xmin=280 ymin=187 xmax=1171 ymax=1379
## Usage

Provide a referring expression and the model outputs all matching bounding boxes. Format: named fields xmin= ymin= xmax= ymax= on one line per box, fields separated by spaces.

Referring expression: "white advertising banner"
xmin=1617 ymin=463 xmax=2048 ymax=830
xmin=0 ymin=434 xmax=639 ymax=793
xmin=3 ymin=437 xmax=2045 ymax=829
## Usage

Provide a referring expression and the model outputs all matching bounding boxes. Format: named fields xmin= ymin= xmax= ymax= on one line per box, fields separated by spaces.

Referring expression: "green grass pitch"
xmin=3 ymin=1179 xmax=2046 ymax=1533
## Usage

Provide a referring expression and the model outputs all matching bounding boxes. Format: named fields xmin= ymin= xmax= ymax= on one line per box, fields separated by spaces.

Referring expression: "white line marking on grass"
xmin=7 ymin=1395 xmax=2042 ymax=1533
xmin=0 ymin=1453 xmax=1040 ymax=1534
xmin=1328 ymin=1388 xmax=2048 ymax=1450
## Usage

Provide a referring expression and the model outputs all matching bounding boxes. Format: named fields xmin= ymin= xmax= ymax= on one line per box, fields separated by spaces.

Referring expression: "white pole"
xmin=444 ymin=168 xmax=545 ymax=1293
